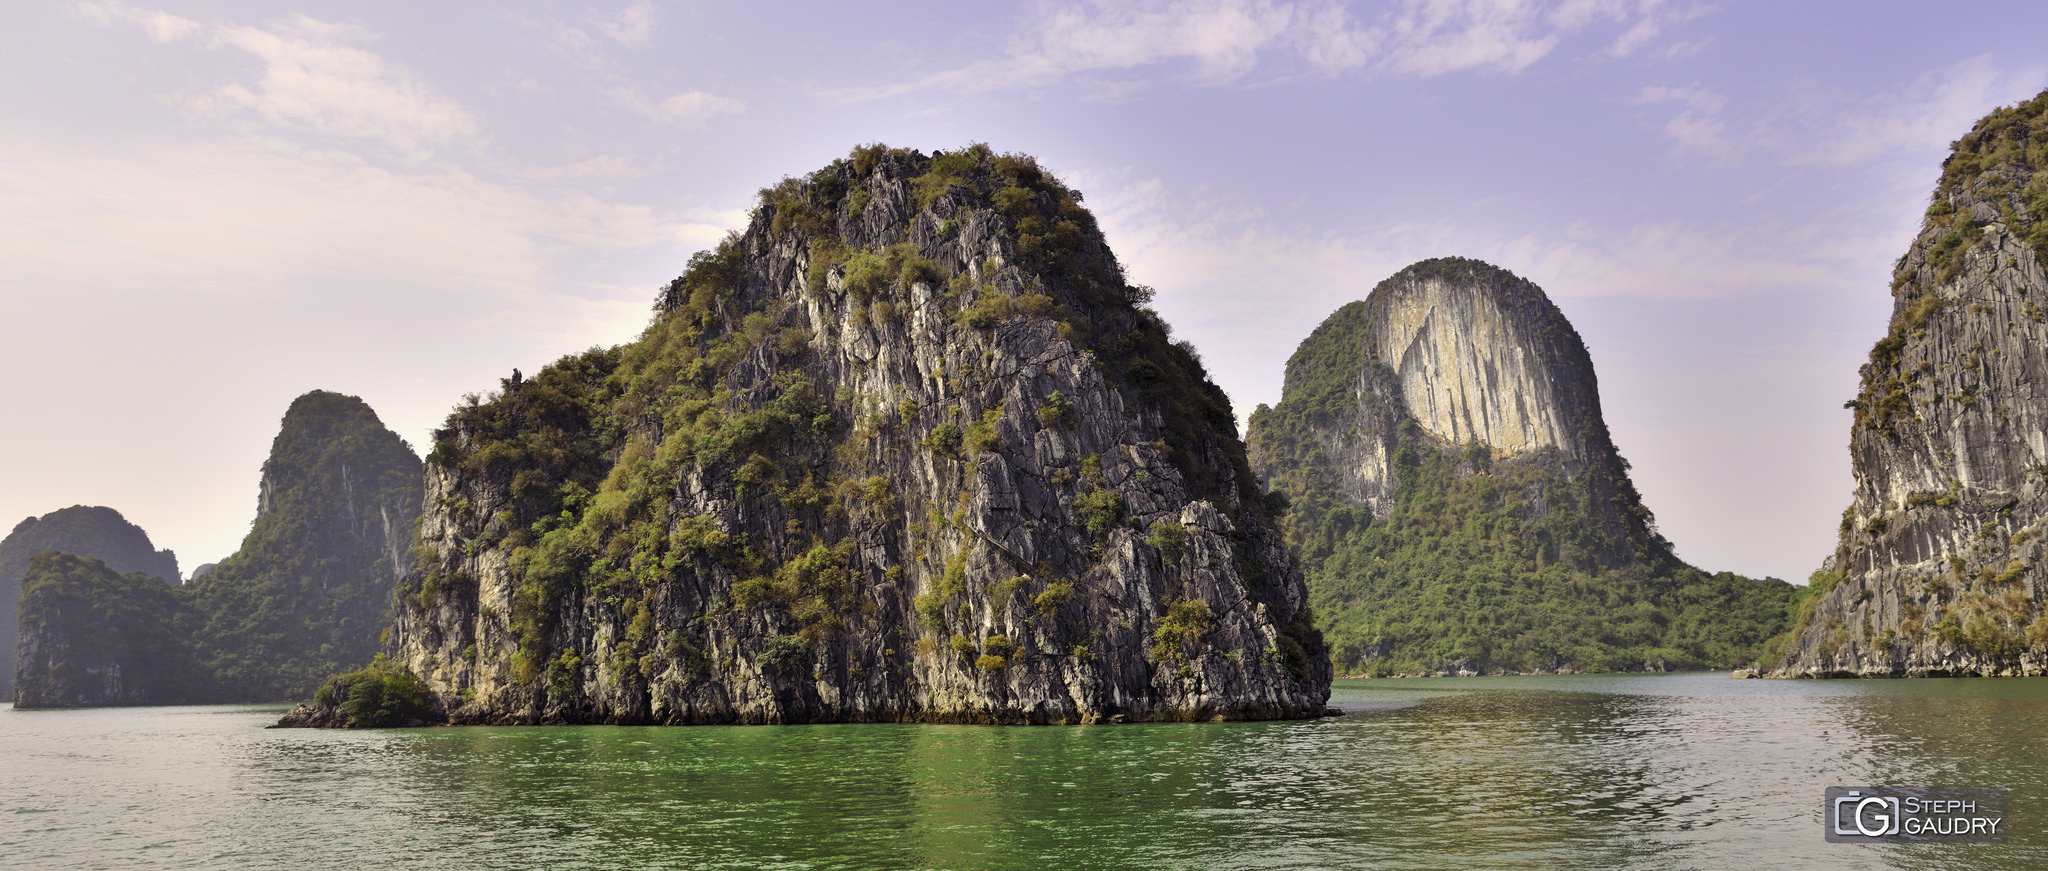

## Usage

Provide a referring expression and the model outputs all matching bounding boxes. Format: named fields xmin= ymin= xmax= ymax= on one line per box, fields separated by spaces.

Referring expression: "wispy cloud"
xmin=598 ymin=0 xmax=658 ymax=49
xmin=661 ymin=90 xmax=747 ymax=120
xmin=80 ymin=1 xmax=744 ymax=162
xmin=198 ymin=18 xmax=481 ymax=160
xmin=73 ymin=0 xmax=198 ymax=41
xmin=1501 ymin=219 xmax=1864 ymax=300
xmin=1634 ymin=83 xmax=1735 ymax=160
xmin=0 ymin=133 xmax=679 ymax=302
xmin=1557 ymin=0 xmax=1714 ymax=61
xmin=1373 ymin=0 xmax=1561 ymax=77
xmin=827 ymin=0 xmax=1707 ymax=102
xmin=1796 ymin=55 xmax=2046 ymax=168
xmin=540 ymin=17 xmax=747 ymax=122
xmin=1636 ymin=56 xmax=2046 ymax=172
xmin=76 ymin=2 xmax=480 ymax=161
xmin=832 ymin=0 xmax=1296 ymax=100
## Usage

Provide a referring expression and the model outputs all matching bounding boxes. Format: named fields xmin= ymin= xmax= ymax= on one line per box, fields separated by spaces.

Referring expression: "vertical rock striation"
xmin=321 ymin=145 xmax=1329 ymax=726
xmin=1249 ymin=258 xmax=1796 ymax=675
xmin=1775 ymin=91 xmax=2048 ymax=677
xmin=1370 ymin=262 xmax=1603 ymax=460
xmin=0 ymin=505 xmax=178 ymax=698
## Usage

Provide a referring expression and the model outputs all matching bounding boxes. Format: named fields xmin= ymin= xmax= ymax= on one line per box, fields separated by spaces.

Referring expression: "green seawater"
xmin=4 ymin=673 xmax=2045 ymax=869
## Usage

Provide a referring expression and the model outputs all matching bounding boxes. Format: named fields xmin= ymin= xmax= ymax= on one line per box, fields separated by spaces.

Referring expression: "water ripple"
xmin=3 ymin=675 xmax=2046 ymax=869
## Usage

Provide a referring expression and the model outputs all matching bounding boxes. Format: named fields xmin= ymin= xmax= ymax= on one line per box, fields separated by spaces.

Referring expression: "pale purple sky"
xmin=3 ymin=1 xmax=2043 ymax=581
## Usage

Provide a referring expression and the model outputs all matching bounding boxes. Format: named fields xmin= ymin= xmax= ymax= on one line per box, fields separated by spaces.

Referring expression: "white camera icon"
xmin=1834 ymin=791 xmax=1901 ymax=837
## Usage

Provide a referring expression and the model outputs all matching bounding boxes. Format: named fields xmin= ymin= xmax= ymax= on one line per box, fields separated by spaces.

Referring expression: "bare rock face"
xmin=1369 ymin=264 xmax=1601 ymax=461
xmin=0 ymin=506 xmax=178 ymax=698
xmin=1775 ymin=91 xmax=2048 ymax=677
xmin=355 ymin=145 xmax=1329 ymax=725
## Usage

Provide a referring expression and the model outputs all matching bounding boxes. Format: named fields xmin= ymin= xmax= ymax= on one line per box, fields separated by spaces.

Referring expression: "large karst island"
xmin=1773 ymin=91 xmax=2048 ymax=677
xmin=281 ymin=144 xmax=1332 ymax=726
xmin=1248 ymin=258 xmax=1800 ymax=676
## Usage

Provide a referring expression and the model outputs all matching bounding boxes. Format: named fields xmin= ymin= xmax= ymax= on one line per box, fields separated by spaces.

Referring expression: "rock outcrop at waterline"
xmin=0 ymin=505 xmax=179 ymax=697
xmin=291 ymin=144 xmax=1330 ymax=727
xmin=1774 ymin=91 xmax=2048 ymax=678
xmin=1248 ymin=258 xmax=1797 ymax=676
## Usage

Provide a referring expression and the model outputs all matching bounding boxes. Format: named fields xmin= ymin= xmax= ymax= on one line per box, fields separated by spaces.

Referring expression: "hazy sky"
xmin=3 ymin=1 xmax=2044 ymax=582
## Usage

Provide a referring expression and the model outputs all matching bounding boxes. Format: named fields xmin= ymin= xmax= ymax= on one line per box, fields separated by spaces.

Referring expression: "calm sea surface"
xmin=4 ymin=673 xmax=2045 ymax=870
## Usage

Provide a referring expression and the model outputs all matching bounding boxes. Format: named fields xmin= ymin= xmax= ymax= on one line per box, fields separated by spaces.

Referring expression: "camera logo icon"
xmin=1824 ymin=786 xmax=2008 ymax=843
xmin=1833 ymin=790 xmax=1900 ymax=838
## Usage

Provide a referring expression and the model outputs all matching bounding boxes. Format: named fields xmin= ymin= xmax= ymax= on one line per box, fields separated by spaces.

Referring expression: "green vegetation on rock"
xmin=1296 ymin=446 xmax=1798 ymax=674
xmin=309 ymin=655 xmax=437 ymax=727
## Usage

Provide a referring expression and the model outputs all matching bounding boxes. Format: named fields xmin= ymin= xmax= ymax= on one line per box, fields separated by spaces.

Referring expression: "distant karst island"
xmin=1248 ymin=258 xmax=1798 ymax=676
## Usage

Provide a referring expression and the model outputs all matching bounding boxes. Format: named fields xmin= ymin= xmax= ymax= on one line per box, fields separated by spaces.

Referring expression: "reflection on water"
xmin=2 ymin=674 xmax=2044 ymax=869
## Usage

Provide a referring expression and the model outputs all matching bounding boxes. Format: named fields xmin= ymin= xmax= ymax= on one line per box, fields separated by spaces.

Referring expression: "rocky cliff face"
xmin=318 ymin=145 xmax=1328 ymax=726
xmin=1368 ymin=263 xmax=1605 ymax=459
xmin=1775 ymin=91 xmax=2048 ymax=677
xmin=0 ymin=505 xmax=178 ymax=698
xmin=14 ymin=552 xmax=202 ymax=708
xmin=1248 ymin=258 xmax=1795 ymax=675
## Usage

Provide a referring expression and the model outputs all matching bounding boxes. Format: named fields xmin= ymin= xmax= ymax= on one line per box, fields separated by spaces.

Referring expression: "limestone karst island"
xmin=13 ymin=93 xmax=2048 ymax=729
xmin=1773 ymin=93 xmax=2048 ymax=677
